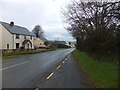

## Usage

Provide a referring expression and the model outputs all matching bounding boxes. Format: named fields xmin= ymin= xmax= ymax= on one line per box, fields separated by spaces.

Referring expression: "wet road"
xmin=2 ymin=48 xmax=91 ymax=88
xmin=38 ymin=55 xmax=91 ymax=88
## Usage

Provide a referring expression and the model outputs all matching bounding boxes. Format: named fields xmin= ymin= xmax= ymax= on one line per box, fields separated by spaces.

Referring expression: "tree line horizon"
xmin=63 ymin=1 xmax=119 ymax=60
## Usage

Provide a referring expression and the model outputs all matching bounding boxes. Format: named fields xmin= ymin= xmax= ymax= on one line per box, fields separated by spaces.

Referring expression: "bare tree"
xmin=32 ymin=25 xmax=45 ymax=38
xmin=63 ymin=0 xmax=120 ymax=58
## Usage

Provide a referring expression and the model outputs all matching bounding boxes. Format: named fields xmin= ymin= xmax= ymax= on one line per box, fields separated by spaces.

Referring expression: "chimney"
xmin=10 ymin=21 xmax=14 ymax=26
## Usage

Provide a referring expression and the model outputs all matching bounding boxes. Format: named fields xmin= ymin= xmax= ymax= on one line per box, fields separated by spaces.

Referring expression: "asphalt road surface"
xmin=2 ymin=48 xmax=91 ymax=88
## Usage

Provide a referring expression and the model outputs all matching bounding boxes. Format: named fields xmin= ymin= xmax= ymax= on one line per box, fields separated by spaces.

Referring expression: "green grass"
xmin=2 ymin=49 xmax=55 ymax=59
xmin=72 ymin=50 xmax=118 ymax=88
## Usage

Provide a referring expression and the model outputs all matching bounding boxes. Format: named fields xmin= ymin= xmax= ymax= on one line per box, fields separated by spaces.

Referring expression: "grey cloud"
xmin=0 ymin=0 xmax=75 ymax=41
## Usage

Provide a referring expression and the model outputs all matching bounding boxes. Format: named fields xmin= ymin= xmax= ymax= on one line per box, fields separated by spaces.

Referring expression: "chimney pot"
xmin=10 ymin=21 xmax=14 ymax=26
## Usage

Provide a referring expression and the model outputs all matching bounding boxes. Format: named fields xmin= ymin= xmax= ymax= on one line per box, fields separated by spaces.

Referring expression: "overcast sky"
xmin=0 ymin=0 xmax=76 ymax=42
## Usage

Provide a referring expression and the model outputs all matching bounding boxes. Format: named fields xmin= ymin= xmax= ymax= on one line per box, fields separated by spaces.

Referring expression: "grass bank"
xmin=72 ymin=50 xmax=118 ymax=88
xmin=2 ymin=49 xmax=55 ymax=59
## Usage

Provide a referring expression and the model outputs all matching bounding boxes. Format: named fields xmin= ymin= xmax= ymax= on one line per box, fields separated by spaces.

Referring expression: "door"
xmin=16 ymin=43 xmax=19 ymax=49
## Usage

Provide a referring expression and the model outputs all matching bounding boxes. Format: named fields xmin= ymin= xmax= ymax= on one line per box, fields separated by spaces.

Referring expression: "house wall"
xmin=13 ymin=34 xmax=34 ymax=49
xmin=0 ymin=23 xmax=13 ymax=50
xmin=0 ymin=24 xmax=1 ymax=88
xmin=24 ymin=42 xmax=32 ymax=49
xmin=0 ymin=24 xmax=2 ymax=50
xmin=29 ymin=36 xmax=34 ymax=49
xmin=33 ymin=38 xmax=45 ymax=48
xmin=0 ymin=23 xmax=34 ymax=50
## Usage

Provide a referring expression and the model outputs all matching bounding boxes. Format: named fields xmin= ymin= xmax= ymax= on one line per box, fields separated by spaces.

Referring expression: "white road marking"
xmin=1 ymin=61 xmax=30 ymax=71
xmin=47 ymin=72 xmax=54 ymax=80
xmin=57 ymin=65 xmax=61 ymax=69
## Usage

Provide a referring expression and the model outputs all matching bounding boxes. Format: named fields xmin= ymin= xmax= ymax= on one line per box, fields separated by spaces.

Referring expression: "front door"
xmin=16 ymin=43 xmax=19 ymax=49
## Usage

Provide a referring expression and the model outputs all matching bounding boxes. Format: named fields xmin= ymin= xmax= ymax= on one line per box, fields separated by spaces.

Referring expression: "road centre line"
xmin=68 ymin=54 xmax=71 ymax=58
xmin=1 ymin=61 xmax=30 ymax=71
xmin=62 ymin=61 xmax=65 ymax=64
xmin=47 ymin=72 xmax=54 ymax=80
xmin=65 ymin=58 xmax=67 ymax=61
xmin=57 ymin=65 xmax=61 ymax=69
xmin=35 ymin=87 xmax=39 ymax=90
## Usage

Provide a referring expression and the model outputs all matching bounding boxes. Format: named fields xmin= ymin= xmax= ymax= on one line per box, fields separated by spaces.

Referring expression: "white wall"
xmin=0 ymin=29 xmax=1 ymax=89
xmin=0 ymin=58 xmax=2 ymax=89
xmin=29 ymin=36 xmax=34 ymax=49
xmin=13 ymin=34 xmax=34 ymax=49
xmin=0 ymin=23 xmax=13 ymax=49
xmin=0 ymin=23 xmax=34 ymax=50
xmin=0 ymin=24 xmax=2 ymax=50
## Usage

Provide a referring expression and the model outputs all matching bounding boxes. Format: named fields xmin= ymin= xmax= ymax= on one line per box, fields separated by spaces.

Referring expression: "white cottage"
xmin=0 ymin=21 xmax=35 ymax=50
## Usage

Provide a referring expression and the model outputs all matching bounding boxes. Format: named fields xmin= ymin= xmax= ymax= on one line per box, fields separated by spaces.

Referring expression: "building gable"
xmin=0 ymin=21 xmax=35 ymax=36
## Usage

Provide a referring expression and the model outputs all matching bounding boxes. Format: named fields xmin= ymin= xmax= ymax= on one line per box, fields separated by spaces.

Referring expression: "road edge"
xmin=71 ymin=53 xmax=96 ymax=88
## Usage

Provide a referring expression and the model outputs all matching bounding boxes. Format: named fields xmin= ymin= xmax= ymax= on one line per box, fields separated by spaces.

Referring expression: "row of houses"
xmin=0 ymin=21 xmax=46 ymax=51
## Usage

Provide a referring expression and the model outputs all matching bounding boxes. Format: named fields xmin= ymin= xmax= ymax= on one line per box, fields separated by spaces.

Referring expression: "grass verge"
xmin=72 ymin=50 xmax=118 ymax=88
xmin=2 ymin=49 xmax=55 ymax=59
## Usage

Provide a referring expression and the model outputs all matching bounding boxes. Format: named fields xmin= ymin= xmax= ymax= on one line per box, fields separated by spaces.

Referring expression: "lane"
xmin=38 ymin=55 xmax=92 ymax=88
xmin=2 ymin=49 xmax=73 ymax=69
xmin=2 ymin=48 xmax=74 ymax=88
xmin=1 ymin=61 xmax=30 ymax=70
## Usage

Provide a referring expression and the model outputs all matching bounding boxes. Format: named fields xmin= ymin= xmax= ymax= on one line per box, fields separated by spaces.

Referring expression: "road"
xmin=2 ymin=48 xmax=91 ymax=88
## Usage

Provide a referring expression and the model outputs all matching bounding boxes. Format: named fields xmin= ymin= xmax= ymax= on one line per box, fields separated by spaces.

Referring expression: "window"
xmin=16 ymin=34 xmax=19 ymax=39
xmin=16 ymin=43 xmax=19 ymax=49
xmin=7 ymin=44 xmax=9 ymax=49
xmin=24 ymin=35 xmax=26 ymax=39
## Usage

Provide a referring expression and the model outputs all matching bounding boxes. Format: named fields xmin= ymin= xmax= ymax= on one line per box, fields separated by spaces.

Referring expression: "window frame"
xmin=16 ymin=34 xmax=20 ymax=39
xmin=7 ymin=44 xmax=9 ymax=49
xmin=24 ymin=35 xmax=26 ymax=39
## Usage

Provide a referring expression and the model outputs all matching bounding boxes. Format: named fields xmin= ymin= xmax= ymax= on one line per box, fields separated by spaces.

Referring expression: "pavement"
xmin=2 ymin=48 xmax=91 ymax=88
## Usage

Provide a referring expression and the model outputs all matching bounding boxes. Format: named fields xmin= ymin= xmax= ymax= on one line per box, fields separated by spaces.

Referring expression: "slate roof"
xmin=0 ymin=21 xmax=35 ymax=36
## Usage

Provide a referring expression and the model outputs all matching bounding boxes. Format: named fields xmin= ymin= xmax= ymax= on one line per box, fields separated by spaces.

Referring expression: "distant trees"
xmin=32 ymin=25 xmax=45 ymax=38
xmin=63 ymin=1 xmax=120 ymax=58
xmin=57 ymin=43 xmax=71 ymax=48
